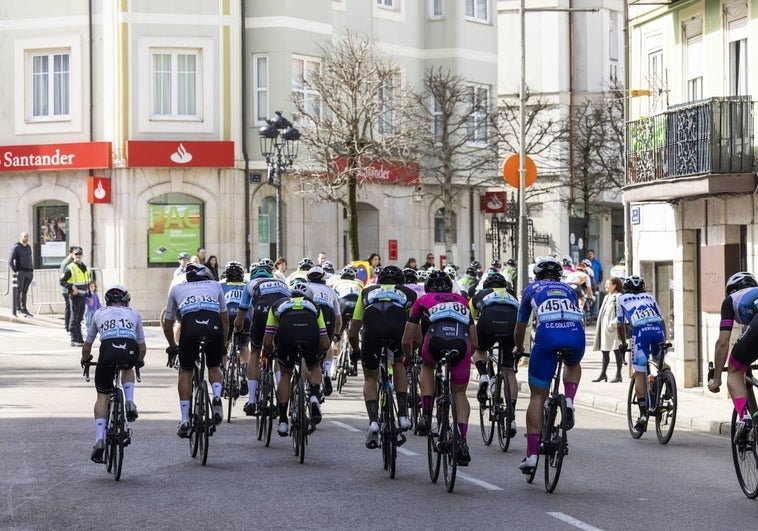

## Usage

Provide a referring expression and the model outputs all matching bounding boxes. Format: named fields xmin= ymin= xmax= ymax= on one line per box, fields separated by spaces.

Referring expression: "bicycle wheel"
xmin=226 ymin=358 xmax=236 ymax=424
xmin=291 ymin=380 xmax=301 ymax=457
xmin=497 ymin=373 xmax=515 ymax=452
xmin=626 ymin=374 xmax=645 ymax=439
xmin=336 ymin=340 xmax=349 ymax=394
xmin=544 ymin=395 xmax=568 ymax=493
xmin=257 ymin=370 xmax=267 ymax=441
xmin=731 ymin=408 xmax=758 ymax=498
xmin=189 ymin=386 xmax=199 ymax=458
xmin=198 ymin=383 xmax=211 ymax=466
xmin=479 ymin=369 xmax=495 ymax=446
xmin=381 ymin=387 xmax=397 ymax=479
xmin=263 ymin=371 xmax=274 ymax=447
xmin=408 ymin=362 xmax=421 ymax=433
xmin=655 ymin=370 xmax=677 ymax=444
xmin=442 ymin=388 xmax=458 ymax=493
xmin=298 ymin=378 xmax=307 ymax=464
xmin=108 ymin=390 xmax=125 ymax=481
xmin=427 ymin=400 xmax=441 ymax=483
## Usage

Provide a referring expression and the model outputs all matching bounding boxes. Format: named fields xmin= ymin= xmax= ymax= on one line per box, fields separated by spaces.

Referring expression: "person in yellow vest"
xmin=60 ymin=247 xmax=91 ymax=347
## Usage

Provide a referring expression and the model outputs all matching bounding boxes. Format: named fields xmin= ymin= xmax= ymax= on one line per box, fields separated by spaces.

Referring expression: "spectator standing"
xmin=591 ymin=277 xmax=624 ymax=382
xmin=365 ymin=253 xmax=381 ymax=284
xmin=84 ymin=281 xmax=101 ymax=329
xmin=206 ymin=255 xmax=220 ymax=280
xmin=60 ymin=247 xmax=90 ymax=347
xmin=317 ymin=251 xmax=328 ymax=266
xmin=586 ymin=249 xmax=604 ymax=319
xmin=419 ymin=253 xmax=436 ymax=271
xmin=196 ymin=247 xmax=207 ymax=264
xmin=174 ymin=252 xmax=190 ymax=276
xmin=273 ymin=257 xmax=287 ymax=281
xmin=403 ymin=257 xmax=418 ymax=270
xmin=59 ymin=246 xmax=77 ymax=331
xmin=8 ymin=232 xmax=34 ymax=317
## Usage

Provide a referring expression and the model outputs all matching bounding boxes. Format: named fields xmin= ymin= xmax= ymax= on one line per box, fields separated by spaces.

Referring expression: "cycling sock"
xmin=309 ymin=383 xmax=320 ymax=398
xmin=95 ymin=418 xmax=106 ymax=441
xmin=734 ymin=397 xmax=748 ymax=419
xmin=123 ymin=381 xmax=135 ymax=402
xmin=564 ymin=381 xmax=578 ymax=401
xmin=323 ymin=360 xmax=332 ymax=374
xmin=366 ymin=400 xmax=379 ymax=424
xmin=565 ymin=397 xmax=573 ymax=411
xmin=180 ymin=400 xmax=190 ymax=423
xmin=396 ymin=392 xmax=408 ymax=417
xmin=511 ymin=398 xmax=517 ymax=410
xmin=475 ymin=360 xmax=487 ymax=376
xmin=526 ymin=433 xmax=540 ymax=456
xmin=638 ymin=401 xmax=647 ymax=416
xmin=248 ymin=380 xmax=258 ymax=402
xmin=422 ymin=395 xmax=434 ymax=415
xmin=458 ymin=423 xmax=468 ymax=438
xmin=212 ymin=382 xmax=222 ymax=398
xmin=278 ymin=402 xmax=288 ymax=422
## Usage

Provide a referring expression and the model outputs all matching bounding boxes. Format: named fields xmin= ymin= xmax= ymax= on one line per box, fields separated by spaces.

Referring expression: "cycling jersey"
xmin=265 ymin=296 xmax=327 ymax=369
xmin=518 ymin=280 xmax=585 ymax=389
xmin=470 ymin=287 xmax=519 ymax=358
xmin=332 ymin=278 xmax=363 ymax=299
xmin=616 ymin=291 xmax=665 ymax=372
xmin=221 ymin=280 xmax=246 ymax=317
xmin=306 ymin=282 xmax=340 ymax=337
xmin=719 ymin=287 xmax=758 ymax=369
xmin=240 ymin=277 xmax=290 ymax=348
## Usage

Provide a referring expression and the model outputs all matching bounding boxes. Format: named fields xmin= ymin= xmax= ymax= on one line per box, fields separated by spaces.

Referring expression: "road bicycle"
xmin=188 ymin=337 xmax=215 ymax=465
xmin=626 ymin=342 xmax=677 ymax=444
xmin=405 ymin=348 xmax=421 ymax=434
xmin=479 ymin=335 xmax=516 ymax=452
xmin=427 ymin=349 xmax=462 ymax=493
xmin=521 ymin=349 xmax=569 ymax=493
xmin=222 ymin=334 xmax=243 ymax=423
xmin=289 ymin=342 xmax=314 ymax=464
xmin=83 ymin=360 xmax=141 ymax=481
xmin=335 ymin=318 xmax=353 ymax=394
xmin=377 ymin=340 xmax=407 ymax=479
xmin=256 ymin=347 xmax=276 ymax=447
xmin=709 ymin=362 xmax=758 ymax=499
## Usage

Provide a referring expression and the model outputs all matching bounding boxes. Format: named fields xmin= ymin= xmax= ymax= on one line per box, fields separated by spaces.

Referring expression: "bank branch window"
xmin=35 ymin=200 xmax=68 ymax=268
xmin=147 ymin=193 xmax=204 ymax=267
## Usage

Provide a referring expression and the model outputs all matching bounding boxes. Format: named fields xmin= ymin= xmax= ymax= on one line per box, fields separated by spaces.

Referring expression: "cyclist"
xmin=286 ymin=257 xmax=314 ymax=285
xmin=401 ymin=269 xmax=477 ymax=466
xmin=709 ymin=272 xmax=758 ymax=441
xmin=305 ymin=266 xmax=342 ymax=396
xmin=563 ymin=261 xmax=593 ymax=316
xmin=263 ymin=284 xmax=330 ymax=436
xmin=80 ymin=285 xmax=146 ymax=463
xmin=234 ymin=260 xmax=289 ymax=416
xmin=502 ymin=258 xmax=518 ymax=288
xmin=514 ymin=256 xmax=585 ymax=473
xmin=163 ymin=263 xmax=229 ymax=435
xmin=403 ymin=267 xmax=426 ymax=298
xmin=458 ymin=266 xmax=479 ymax=300
xmin=349 ymin=265 xmax=418 ymax=449
xmin=469 ymin=272 xmax=520 ymax=436
xmin=617 ymin=275 xmax=667 ymax=431
xmin=220 ymin=261 xmax=250 ymax=396
xmin=331 ymin=265 xmax=364 ymax=375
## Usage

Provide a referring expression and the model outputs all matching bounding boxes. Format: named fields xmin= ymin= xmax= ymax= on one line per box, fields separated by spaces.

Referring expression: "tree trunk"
xmin=348 ymin=170 xmax=360 ymax=261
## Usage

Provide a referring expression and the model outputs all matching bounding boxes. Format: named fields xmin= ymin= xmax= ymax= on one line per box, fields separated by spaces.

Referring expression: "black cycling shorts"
xmin=359 ymin=303 xmax=407 ymax=371
xmin=476 ymin=306 xmax=517 ymax=366
xmin=274 ymin=312 xmax=323 ymax=369
xmin=178 ymin=310 xmax=224 ymax=370
xmin=731 ymin=312 xmax=758 ymax=369
xmin=94 ymin=338 xmax=139 ymax=394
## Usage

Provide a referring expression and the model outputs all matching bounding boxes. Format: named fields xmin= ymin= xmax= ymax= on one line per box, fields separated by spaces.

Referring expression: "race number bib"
xmin=428 ymin=301 xmax=470 ymax=325
xmin=535 ymin=298 xmax=582 ymax=324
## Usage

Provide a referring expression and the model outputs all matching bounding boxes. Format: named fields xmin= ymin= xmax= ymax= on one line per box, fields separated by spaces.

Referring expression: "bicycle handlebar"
xmin=82 ymin=360 xmax=142 ymax=383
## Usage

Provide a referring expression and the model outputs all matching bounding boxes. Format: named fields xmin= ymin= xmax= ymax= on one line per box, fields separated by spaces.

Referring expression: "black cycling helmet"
xmin=341 ymin=265 xmax=357 ymax=280
xmin=402 ymin=267 xmax=418 ymax=284
xmin=726 ymin=272 xmax=758 ymax=296
xmin=104 ymin=284 xmax=130 ymax=305
xmin=298 ymin=257 xmax=314 ymax=271
xmin=322 ymin=260 xmax=335 ymax=273
xmin=623 ymin=275 xmax=646 ymax=294
xmin=185 ymin=263 xmax=213 ymax=282
xmin=306 ymin=266 xmax=326 ymax=283
xmin=469 ymin=260 xmax=481 ymax=270
xmin=465 ymin=266 xmax=478 ymax=277
xmin=506 ymin=258 xmax=516 ymax=267
xmin=258 ymin=258 xmax=275 ymax=272
xmin=425 ymin=270 xmax=453 ymax=293
xmin=223 ymin=261 xmax=245 ymax=282
xmin=491 ymin=259 xmax=502 ymax=270
xmin=483 ymin=272 xmax=508 ymax=289
xmin=377 ymin=265 xmax=404 ymax=285
xmin=533 ymin=257 xmax=562 ymax=281
xmin=290 ymin=284 xmax=313 ymax=300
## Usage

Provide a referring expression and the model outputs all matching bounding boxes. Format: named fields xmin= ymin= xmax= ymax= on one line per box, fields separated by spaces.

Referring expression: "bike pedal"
xmin=209 ymin=425 xmax=216 ymax=436
xmin=521 ymin=467 xmax=535 ymax=475
xmin=307 ymin=425 xmax=316 ymax=435
xmin=397 ymin=433 xmax=407 ymax=447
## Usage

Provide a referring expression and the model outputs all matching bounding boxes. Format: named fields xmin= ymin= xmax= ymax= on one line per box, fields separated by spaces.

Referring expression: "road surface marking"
xmin=456 ymin=472 xmax=504 ymax=491
xmin=397 ymin=447 xmax=417 ymax=456
xmin=329 ymin=420 xmax=360 ymax=432
xmin=547 ymin=512 xmax=603 ymax=531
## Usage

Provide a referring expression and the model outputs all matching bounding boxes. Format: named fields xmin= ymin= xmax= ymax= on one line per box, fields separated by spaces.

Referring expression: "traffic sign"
xmin=502 ymin=154 xmax=537 ymax=188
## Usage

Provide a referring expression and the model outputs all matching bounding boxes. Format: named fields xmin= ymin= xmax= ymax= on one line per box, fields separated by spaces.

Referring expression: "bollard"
xmin=11 ymin=273 xmax=18 ymax=317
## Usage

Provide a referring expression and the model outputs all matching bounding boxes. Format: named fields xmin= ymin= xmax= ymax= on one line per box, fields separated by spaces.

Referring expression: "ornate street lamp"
xmin=258 ymin=111 xmax=300 ymax=258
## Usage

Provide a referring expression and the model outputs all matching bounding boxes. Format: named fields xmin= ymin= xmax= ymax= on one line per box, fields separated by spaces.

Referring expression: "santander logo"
xmin=170 ymin=143 xmax=193 ymax=164
xmin=93 ymin=180 xmax=106 ymax=200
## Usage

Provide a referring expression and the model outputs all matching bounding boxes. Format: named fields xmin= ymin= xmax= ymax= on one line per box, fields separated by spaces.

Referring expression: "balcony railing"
xmin=626 ymin=97 xmax=754 ymax=184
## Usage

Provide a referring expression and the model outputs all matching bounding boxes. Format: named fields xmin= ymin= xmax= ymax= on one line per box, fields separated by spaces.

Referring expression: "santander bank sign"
xmin=0 ymin=142 xmax=111 ymax=172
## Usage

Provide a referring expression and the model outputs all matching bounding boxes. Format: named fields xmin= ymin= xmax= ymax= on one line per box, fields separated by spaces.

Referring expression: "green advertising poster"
xmin=148 ymin=203 xmax=202 ymax=265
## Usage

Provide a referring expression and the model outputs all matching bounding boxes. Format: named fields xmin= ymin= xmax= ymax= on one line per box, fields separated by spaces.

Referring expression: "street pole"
xmin=517 ymin=0 xmax=528 ymax=295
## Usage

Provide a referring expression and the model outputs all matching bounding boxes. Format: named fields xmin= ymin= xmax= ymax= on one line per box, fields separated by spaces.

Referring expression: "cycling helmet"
xmin=581 ymin=258 xmax=592 ymax=268
xmin=425 ymin=270 xmax=453 ymax=293
xmin=623 ymin=275 xmax=646 ymax=294
xmin=726 ymin=272 xmax=758 ymax=296
xmin=465 ymin=266 xmax=478 ymax=277
xmin=575 ymin=261 xmax=587 ymax=271
xmin=250 ymin=266 xmax=273 ymax=279
xmin=469 ymin=260 xmax=481 ymax=271
xmin=483 ymin=272 xmax=508 ymax=289
xmin=506 ymin=258 xmax=516 ymax=267
xmin=561 ymin=255 xmax=573 ymax=267
xmin=490 ymin=259 xmax=502 ymax=271
xmin=416 ymin=269 xmax=430 ymax=281
xmin=223 ymin=261 xmax=245 ymax=282
xmin=258 ymin=258 xmax=275 ymax=272
xmin=306 ymin=266 xmax=326 ymax=283
xmin=290 ymin=277 xmax=308 ymax=289
xmin=290 ymin=284 xmax=313 ymax=300
xmin=533 ymin=257 xmax=562 ymax=281
xmin=104 ymin=284 xmax=130 ymax=305
xmin=185 ymin=263 xmax=213 ymax=282
xmin=402 ymin=267 xmax=418 ymax=284
xmin=322 ymin=260 xmax=335 ymax=273
xmin=377 ymin=265 xmax=405 ymax=285
xmin=444 ymin=264 xmax=457 ymax=277
xmin=298 ymin=257 xmax=314 ymax=271
xmin=341 ymin=265 xmax=357 ymax=280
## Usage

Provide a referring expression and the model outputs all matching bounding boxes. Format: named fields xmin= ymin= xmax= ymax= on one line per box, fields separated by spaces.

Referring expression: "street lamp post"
xmin=258 ymin=111 xmax=300 ymax=259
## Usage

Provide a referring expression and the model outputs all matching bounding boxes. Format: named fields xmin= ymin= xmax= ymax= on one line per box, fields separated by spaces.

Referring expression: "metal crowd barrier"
xmin=28 ymin=267 xmax=102 ymax=316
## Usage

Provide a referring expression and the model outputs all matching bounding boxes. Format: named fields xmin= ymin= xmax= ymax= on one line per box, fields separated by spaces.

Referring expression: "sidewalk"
xmin=0 ymin=306 xmax=734 ymax=437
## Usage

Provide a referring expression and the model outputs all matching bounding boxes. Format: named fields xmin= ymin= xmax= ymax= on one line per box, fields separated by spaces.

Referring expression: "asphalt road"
xmin=1 ymin=320 xmax=757 ymax=530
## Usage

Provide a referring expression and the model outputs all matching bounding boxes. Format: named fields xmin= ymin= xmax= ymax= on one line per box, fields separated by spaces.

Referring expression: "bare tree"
xmin=292 ymin=30 xmax=418 ymax=261
xmin=412 ymin=66 xmax=499 ymax=265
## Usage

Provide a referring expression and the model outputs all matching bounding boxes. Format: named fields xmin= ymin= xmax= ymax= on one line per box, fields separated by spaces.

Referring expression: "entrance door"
xmin=654 ymin=262 xmax=674 ymax=341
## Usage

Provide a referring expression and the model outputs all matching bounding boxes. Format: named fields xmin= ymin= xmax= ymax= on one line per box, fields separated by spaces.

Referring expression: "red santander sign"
xmin=0 ymin=142 xmax=111 ymax=172
xmin=127 ymin=140 xmax=234 ymax=167
xmin=334 ymin=157 xmax=419 ymax=184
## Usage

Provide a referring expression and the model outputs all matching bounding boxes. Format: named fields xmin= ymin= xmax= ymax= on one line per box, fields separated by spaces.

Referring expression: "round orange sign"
xmin=502 ymin=154 xmax=537 ymax=188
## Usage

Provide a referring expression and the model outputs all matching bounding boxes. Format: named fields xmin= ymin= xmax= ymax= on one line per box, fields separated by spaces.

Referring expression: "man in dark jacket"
xmin=8 ymin=232 xmax=33 ymax=317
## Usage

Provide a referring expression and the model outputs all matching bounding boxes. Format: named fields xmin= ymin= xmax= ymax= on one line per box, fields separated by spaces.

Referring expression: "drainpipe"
xmin=568 ymin=1 xmax=575 ymax=210
xmin=88 ymin=0 xmax=96 ymax=267
xmin=241 ymin=0 xmax=251 ymax=267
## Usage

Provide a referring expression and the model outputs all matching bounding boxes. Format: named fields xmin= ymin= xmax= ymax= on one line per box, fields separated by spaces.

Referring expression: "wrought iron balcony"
xmin=626 ymin=97 xmax=754 ymax=187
